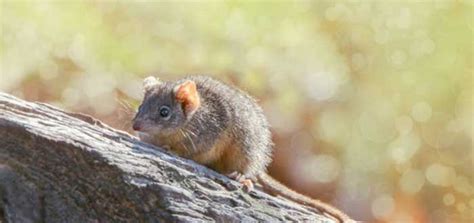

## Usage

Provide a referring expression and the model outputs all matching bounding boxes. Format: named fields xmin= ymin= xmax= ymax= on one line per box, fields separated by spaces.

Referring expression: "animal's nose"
xmin=132 ymin=121 xmax=142 ymax=131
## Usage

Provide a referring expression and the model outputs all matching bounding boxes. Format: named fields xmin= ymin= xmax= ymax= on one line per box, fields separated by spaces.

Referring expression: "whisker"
xmin=183 ymin=129 xmax=197 ymax=153
xmin=179 ymin=129 xmax=191 ymax=153
xmin=116 ymin=98 xmax=135 ymax=116
xmin=115 ymin=97 xmax=136 ymax=130
xmin=185 ymin=128 xmax=198 ymax=137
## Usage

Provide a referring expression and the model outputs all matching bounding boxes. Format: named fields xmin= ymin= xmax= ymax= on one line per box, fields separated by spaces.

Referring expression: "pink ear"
xmin=174 ymin=80 xmax=200 ymax=116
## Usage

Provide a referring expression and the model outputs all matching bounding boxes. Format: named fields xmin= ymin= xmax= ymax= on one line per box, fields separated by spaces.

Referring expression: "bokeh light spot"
xmin=304 ymin=71 xmax=342 ymax=101
xmin=411 ymin=101 xmax=432 ymax=122
xmin=443 ymin=193 xmax=455 ymax=206
xmin=456 ymin=203 xmax=467 ymax=213
xmin=390 ymin=133 xmax=421 ymax=164
xmin=371 ymin=194 xmax=395 ymax=219
xmin=425 ymin=163 xmax=456 ymax=187
xmin=399 ymin=169 xmax=425 ymax=194
xmin=299 ymin=154 xmax=341 ymax=184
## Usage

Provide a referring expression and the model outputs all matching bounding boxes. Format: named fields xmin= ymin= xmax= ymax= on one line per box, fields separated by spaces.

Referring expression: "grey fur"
xmin=133 ymin=76 xmax=273 ymax=178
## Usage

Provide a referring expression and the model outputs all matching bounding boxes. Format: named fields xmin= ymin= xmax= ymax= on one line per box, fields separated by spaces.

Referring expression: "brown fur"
xmin=207 ymin=135 xmax=249 ymax=175
xmin=191 ymin=130 xmax=229 ymax=166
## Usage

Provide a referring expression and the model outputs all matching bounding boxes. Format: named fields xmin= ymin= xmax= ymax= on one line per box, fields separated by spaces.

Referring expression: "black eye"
xmin=159 ymin=106 xmax=170 ymax=118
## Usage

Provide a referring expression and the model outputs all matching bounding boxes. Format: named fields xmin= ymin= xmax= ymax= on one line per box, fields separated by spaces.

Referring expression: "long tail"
xmin=257 ymin=173 xmax=354 ymax=223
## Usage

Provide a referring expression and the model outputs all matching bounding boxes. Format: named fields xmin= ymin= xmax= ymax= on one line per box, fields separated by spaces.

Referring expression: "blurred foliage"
xmin=1 ymin=1 xmax=472 ymax=222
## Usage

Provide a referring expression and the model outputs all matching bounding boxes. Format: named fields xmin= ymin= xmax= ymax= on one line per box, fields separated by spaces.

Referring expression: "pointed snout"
xmin=132 ymin=120 xmax=143 ymax=131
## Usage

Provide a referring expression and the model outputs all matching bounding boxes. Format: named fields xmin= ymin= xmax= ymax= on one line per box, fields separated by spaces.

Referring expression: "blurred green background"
xmin=1 ymin=1 xmax=472 ymax=222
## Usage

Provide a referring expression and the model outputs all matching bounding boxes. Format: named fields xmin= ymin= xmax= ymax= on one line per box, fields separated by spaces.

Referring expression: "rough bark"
xmin=0 ymin=92 xmax=335 ymax=223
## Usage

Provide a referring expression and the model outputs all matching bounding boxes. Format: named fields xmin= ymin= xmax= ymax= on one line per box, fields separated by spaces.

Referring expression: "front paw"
xmin=227 ymin=171 xmax=254 ymax=192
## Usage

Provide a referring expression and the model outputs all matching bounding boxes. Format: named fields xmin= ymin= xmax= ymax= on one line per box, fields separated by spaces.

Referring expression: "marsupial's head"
xmin=132 ymin=76 xmax=200 ymax=136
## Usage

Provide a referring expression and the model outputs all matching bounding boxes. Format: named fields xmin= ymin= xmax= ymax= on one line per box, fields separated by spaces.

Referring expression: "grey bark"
xmin=0 ymin=92 xmax=334 ymax=223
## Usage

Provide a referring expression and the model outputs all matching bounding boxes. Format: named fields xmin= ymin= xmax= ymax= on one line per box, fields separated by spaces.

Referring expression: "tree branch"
xmin=0 ymin=92 xmax=334 ymax=222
